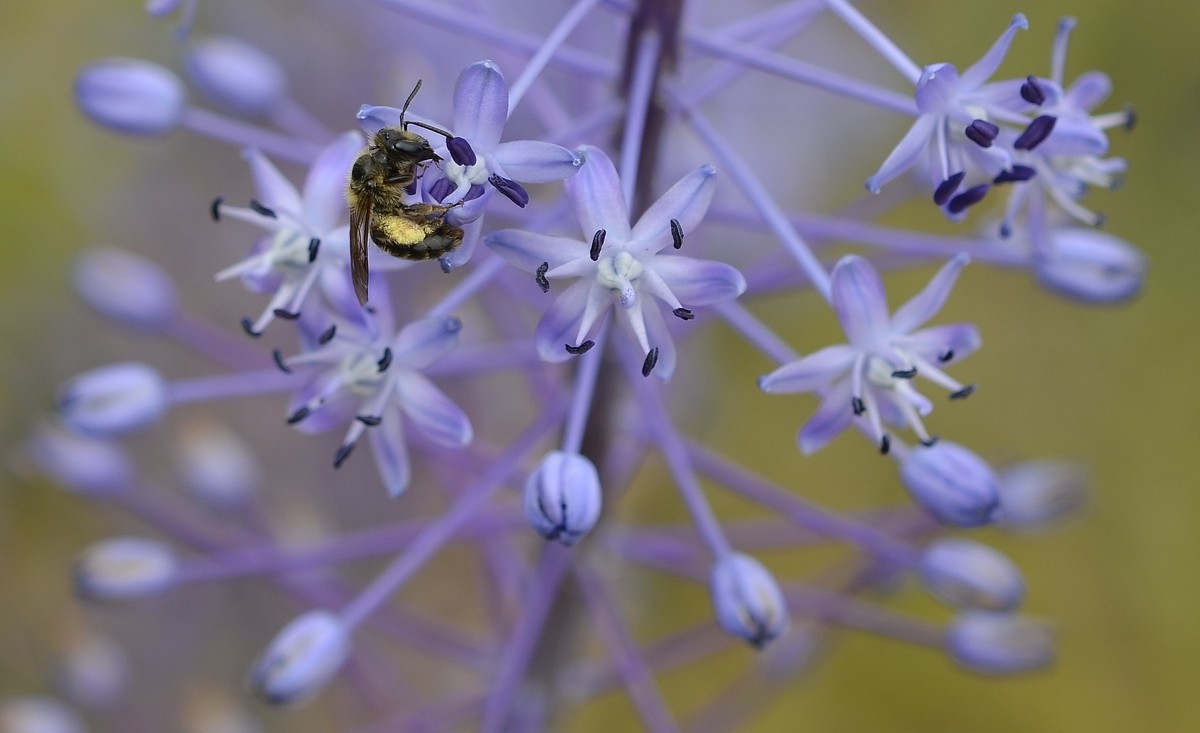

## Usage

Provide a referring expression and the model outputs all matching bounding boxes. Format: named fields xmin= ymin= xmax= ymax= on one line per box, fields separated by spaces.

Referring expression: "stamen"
xmin=672 ymin=308 xmax=694 ymax=320
xmin=891 ymin=367 xmax=917 ymax=379
xmin=535 ymin=262 xmax=550 ymax=293
xmin=356 ymin=415 xmax=382 ymax=426
xmin=670 ymin=219 xmax=684 ymax=249
xmin=1014 ymin=115 xmax=1057 ymax=151
xmin=1019 ymin=75 xmax=1046 ymax=105
xmin=308 ymin=238 xmax=320 ymax=262
xmin=286 ymin=406 xmax=311 ymax=425
xmin=240 ymin=317 xmax=261 ymax=337
xmin=950 ymin=385 xmax=976 ymax=400
xmin=333 ymin=442 xmax=356 ymax=468
xmin=641 ymin=347 xmax=659 ymax=377
xmin=319 ymin=324 xmax=337 ymax=344
xmin=948 ymin=184 xmax=989 ymax=214
xmin=273 ymin=308 xmax=301 ymax=320
xmin=590 ymin=229 xmax=606 ymax=262
xmin=993 ymin=165 xmax=1037 ymax=184
xmin=376 ymin=347 xmax=393 ymax=372
xmin=1124 ymin=105 xmax=1137 ymax=132
xmin=447 ymin=136 xmax=477 ymax=167
xmin=939 ymin=350 xmax=955 ymax=363
xmin=210 ymin=196 xmax=223 ymax=221
xmin=488 ymin=174 xmax=529 ymax=207
xmin=851 ymin=396 xmax=866 ymax=416
xmin=272 ymin=349 xmax=291 ymax=374
xmin=964 ymin=119 xmax=1000 ymax=148
xmin=880 ymin=434 xmax=891 ymax=455
xmin=933 ymin=172 xmax=966 ymax=205
xmin=565 ymin=340 xmax=594 ymax=355
xmin=920 ymin=436 xmax=940 ymax=447
xmin=249 ymin=199 xmax=277 ymax=218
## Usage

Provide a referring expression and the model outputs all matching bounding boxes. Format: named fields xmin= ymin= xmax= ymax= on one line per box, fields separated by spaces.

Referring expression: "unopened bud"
xmin=74 ymin=537 xmax=179 ymax=600
xmin=74 ymin=58 xmax=185 ymax=136
xmin=947 ymin=612 xmax=1055 ymax=674
xmin=73 ymin=248 xmax=178 ymax=330
xmin=184 ymin=37 xmax=287 ymax=117
xmin=710 ymin=553 xmax=788 ymax=648
xmin=248 ymin=610 xmax=350 ymax=706
xmin=58 ymin=363 xmax=167 ymax=437
xmin=27 ymin=424 xmax=133 ymax=496
xmin=0 ymin=697 xmax=87 ymax=733
xmin=523 ymin=451 xmax=602 ymax=546
xmin=901 ymin=442 xmax=1000 ymax=527
xmin=175 ymin=419 xmax=261 ymax=511
xmin=55 ymin=634 xmax=128 ymax=709
xmin=1034 ymin=227 xmax=1145 ymax=304
xmin=995 ymin=460 xmax=1088 ymax=530
xmin=920 ymin=539 xmax=1025 ymax=611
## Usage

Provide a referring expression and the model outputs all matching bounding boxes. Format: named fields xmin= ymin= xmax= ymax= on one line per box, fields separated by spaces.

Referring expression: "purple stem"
xmin=620 ymin=28 xmax=661 ymax=207
xmin=180 ymin=107 xmax=320 ymax=163
xmin=166 ymin=368 xmax=298 ymax=404
xmin=563 ymin=321 xmax=608 ymax=454
xmin=164 ymin=312 xmax=273 ymax=371
xmin=823 ymin=0 xmax=922 ymax=83
xmin=507 ymin=0 xmax=605 ymax=114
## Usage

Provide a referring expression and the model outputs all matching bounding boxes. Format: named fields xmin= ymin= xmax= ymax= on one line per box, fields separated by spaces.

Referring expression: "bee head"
xmin=377 ymin=128 xmax=438 ymax=163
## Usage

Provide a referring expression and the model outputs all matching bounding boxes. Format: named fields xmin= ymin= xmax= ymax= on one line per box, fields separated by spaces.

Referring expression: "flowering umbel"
xmin=29 ymin=1 xmax=1140 ymax=730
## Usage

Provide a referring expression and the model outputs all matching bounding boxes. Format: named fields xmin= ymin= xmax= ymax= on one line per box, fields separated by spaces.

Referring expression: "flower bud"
xmin=54 ymin=633 xmax=128 ymax=709
xmin=184 ymin=36 xmax=287 ymax=117
xmin=73 ymin=248 xmax=178 ymax=330
xmin=946 ymin=612 xmax=1055 ymax=674
xmin=248 ymin=610 xmax=350 ymax=705
xmin=523 ymin=451 xmax=602 ymax=546
xmin=74 ymin=537 xmax=179 ymax=600
xmin=74 ymin=58 xmax=185 ymax=136
xmin=27 ymin=424 xmax=133 ymax=497
xmin=58 ymin=363 xmax=167 ymax=437
xmin=900 ymin=442 xmax=1000 ymax=527
xmin=920 ymin=539 xmax=1025 ymax=611
xmin=710 ymin=553 xmax=788 ymax=648
xmin=995 ymin=460 xmax=1087 ymax=530
xmin=1034 ymin=227 xmax=1145 ymax=304
xmin=0 ymin=697 xmax=87 ymax=733
xmin=175 ymin=419 xmax=261 ymax=511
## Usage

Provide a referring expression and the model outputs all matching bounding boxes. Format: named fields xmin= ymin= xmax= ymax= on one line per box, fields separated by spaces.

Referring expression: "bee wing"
xmin=350 ymin=196 xmax=372 ymax=306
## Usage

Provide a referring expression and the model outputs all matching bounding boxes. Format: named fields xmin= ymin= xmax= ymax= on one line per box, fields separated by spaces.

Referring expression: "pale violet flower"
xmin=213 ymin=131 xmax=362 ymax=336
xmin=486 ymin=145 xmax=745 ymax=381
xmin=358 ymin=60 xmax=582 ymax=267
xmin=248 ymin=610 xmax=350 ymax=706
xmin=760 ymin=254 xmax=978 ymax=454
xmin=74 ymin=58 xmax=186 ymax=136
xmin=710 ymin=552 xmax=788 ymax=648
xmin=523 ymin=451 xmax=602 ymax=546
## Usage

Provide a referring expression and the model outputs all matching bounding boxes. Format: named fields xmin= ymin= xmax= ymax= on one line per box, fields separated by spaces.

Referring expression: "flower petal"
xmin=891 ymin=254 xmax=969 ymax=334
xmin=243 ymin=148 xmax=302 ymax=217
xmin=395 ymin=372 xmax=473 ymax=448
xmin=866 ymin=114 xmax=937 ymax=193
xmin=485 ymin=229 xmax=588 ymax=272
xmin=905 ymin=323 xmax=982 ymax=363
xmin=534 ymin=280 xmax=594 ymax=362
xmin=357 ymin=104 xmax=400 ymax=136
xmin=368 ymin=404 xmax=411 ymax=497
xmin=831 ymin=256 xmax=891 ymax=350
xmin=439 ymin=216 xmax=485 ymax=271
xmin=391 ymin=315 xmax=462 ymax=370
xmin=798 ymin=379 xmax=854 ymax=454
xmin=1064 ymin=70 xmax=1111 ymax=111
xmin=302 ymin=131 xmax=363 ymax=231
xmin=565 ymin=146 xmax=631 ymax=242
xmin=453 ymin=60 xmax=507 ymax=152
xmin=759 ymin=344 xmax=855 ymax=394
xmin=651 ymin=256 xmax=746 ymax=305
xmin=959 ymin=14 xmax=1029 ymax=91
xmin=492 ymin=140 xmax=582 ymax=183
xmin=640 ymin=299 xmax=677 ymax=381
xmin=630 ymin=165 xmax=716 ymax=251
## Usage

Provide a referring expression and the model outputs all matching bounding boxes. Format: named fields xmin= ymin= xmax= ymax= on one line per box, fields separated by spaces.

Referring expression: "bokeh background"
xmin=1 ymin=0 xmax=1197 ymax=731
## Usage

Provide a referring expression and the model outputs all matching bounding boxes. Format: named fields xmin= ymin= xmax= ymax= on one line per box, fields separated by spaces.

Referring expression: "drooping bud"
xmin=0 ymin=697 xmax=88 ymax=733
xmin=72 ymin=248 xmax=178 ymax=330
xmin=1034 ymin=227 xmax=1145 ymax=304
xmin=900 ymin=442 xmax=1000 ymax=527
xmin=57 ymin=363 xmax=167 ymax=437
xmin=523 ymin=451 xmax=602 ymax=546
xmin=74 ymin=537 xmax=179 ymax=600
xmin=74 ymin=58 xmax=186 ymax=136
xmin=27 ymin=424 xmax=133 ymax=497
xmin=247 ymin=610 xmax=350 ymax=705
xmin=710 ymin=553 xmax=788 ymax=648
xmin=920 ymin=539 xmax=1025 ymax=611
xmin=995 ymin=460 xmax=1087 ymax=530
xmin=946 ymin=612 xmax=1055 ymax=674
xmin=183 ymin=36 xmax=287 ymax=117
xmin=174 ymin=418 xmax=262 ymax=511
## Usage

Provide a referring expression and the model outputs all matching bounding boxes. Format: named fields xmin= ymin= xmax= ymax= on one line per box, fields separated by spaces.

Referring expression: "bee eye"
xmin=391 ymin=140 xmax=424 ymax=155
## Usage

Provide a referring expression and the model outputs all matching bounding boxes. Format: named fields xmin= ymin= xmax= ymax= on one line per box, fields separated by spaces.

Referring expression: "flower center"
xmin=446 ymin=158 xmax=491 ymax=187
xmin=339 ymin=350 xmax=387 ymax=396
xmin=268 ymin=230 xmax=313 ymax=271
xmin=595 ymin=251 xmax=643 ymax=308
xmin=865 ymin=355 xmax=902 ymax=389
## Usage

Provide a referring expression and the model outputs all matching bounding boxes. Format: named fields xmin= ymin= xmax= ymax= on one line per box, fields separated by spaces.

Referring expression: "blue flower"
xmin=486 ymin=146 xmax=745 ymax=380
xmin=760 ymin=254 xmax=978 ymax=453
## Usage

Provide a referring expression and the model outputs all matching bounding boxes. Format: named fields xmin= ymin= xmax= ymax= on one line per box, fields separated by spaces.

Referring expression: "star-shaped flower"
xmin=485 ymin=146 xmax=745 ymax=381
xmin=760 ymin=254 xmax=979 ymax=454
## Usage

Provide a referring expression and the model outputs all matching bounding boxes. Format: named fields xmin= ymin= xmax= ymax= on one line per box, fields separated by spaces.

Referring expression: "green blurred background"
xmin=1 ymin=0 xmax=1198 ymax=731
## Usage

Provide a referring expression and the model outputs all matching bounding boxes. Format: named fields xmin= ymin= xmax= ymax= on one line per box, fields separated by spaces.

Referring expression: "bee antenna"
xmin=400 ymin=79 xmax=423 ymax=130
xmin=407 ymin=120 xmax=454 ymax=140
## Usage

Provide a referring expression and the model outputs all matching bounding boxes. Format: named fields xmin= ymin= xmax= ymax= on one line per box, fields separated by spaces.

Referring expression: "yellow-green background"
xmin=1 ymin=1 xmax=1196 ymax=731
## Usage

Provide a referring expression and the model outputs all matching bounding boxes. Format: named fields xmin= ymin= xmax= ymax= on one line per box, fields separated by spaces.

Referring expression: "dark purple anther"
xmin=950 ymin=385 xmax=976 ymax=400
xmin=210 ymin=196 xmax=223 ymax=221
xmin=590 ymin=229 xmax=606 ymax=261
xmin=1014 ymin=115 xmax=1057 ymax=151
xmin=377 ymin=347 xmax=393 ymax=372
xmin=1020 ymin=75 xmax=1047 ymax=105
xmin=446 ymin=136 xmax=477 ymax=167
xmin=933 ymin=172 xmax=966 ymax=206
xmin=429 ymin=177 xmax=455 ymax=203
xmin=535 ymin=262 xmax=550 ymax=293
xmin=249 ymin=199 xmax=276 ymax=218
xmin=641 ymin=347 xmax=659 ymax=377
xmin=947 ymin=184 xmax=989 ymax=215
xmin=670 ymin=219 xmax=684 ymax=249
xmin=333 ymin=442 xmax=356 ymax=468
xmin=993 ymin=165 xmax=1037 ymax=184
xmin=565 ymin=340 xmax=594 ymax=355
xmin=964 ymin=119 xmax=1000 ymax=148
xmin=1124 ymin=105 xmax=1137 ymax=132
xmin=308 ymin=238 xmax=320 ymax=262
xmin=489 ymin=174 xmax=529 ymax=207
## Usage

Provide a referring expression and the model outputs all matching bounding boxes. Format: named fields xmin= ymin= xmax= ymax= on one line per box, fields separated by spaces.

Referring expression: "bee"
xmin=347 ymin=80 xmax=462 ymax=305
